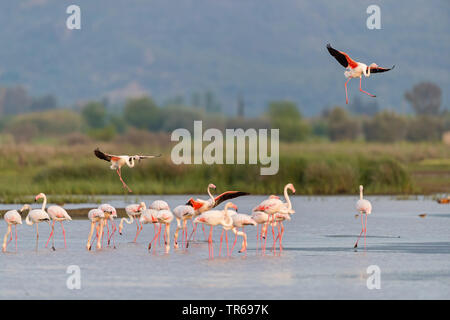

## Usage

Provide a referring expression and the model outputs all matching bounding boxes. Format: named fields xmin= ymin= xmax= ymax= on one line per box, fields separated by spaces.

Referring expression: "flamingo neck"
xmin=360 ymin=189 xmax=363 ymax=200
xmin=284 ymin=185 xmax=292 ymax=210
xmin=119 ymin=216 xmax=133 ymax=231
xmin=207 ymin=185 xmax=214 ymax=202
xmin=127 ymin=157 xmax=135 ymax=168
xmin=25 ymin=214 xmax=33 ymax=225
xmin=41 ymin=195 xmax=47 ymax=211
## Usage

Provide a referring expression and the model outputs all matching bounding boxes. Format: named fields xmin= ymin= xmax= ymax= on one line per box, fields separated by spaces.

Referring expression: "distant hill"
xmin=0 ymin=0 xmax=448 ymax=116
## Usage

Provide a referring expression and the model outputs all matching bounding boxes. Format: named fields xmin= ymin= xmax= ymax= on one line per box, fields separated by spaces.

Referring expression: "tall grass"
xmin=0 ymin=141 xmax=447 ymax=202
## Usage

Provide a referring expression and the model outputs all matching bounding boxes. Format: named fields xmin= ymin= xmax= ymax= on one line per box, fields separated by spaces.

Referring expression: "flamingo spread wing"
xmin=369 ymin=65 xmax=395 ymax=73
xmin=213 ymin=191 xmax=250 ymax=207
xmin=326 ymin=44 xmax=358 ymax=69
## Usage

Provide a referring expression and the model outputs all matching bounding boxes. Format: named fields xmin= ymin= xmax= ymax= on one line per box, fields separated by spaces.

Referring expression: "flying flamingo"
xmin=34 ymin=193 xmax=72 ymax=250
xmin=118 ymin=202 xmax=146 ymax=242
xmin=186 ymin=184 xmax=249 ymax=243
xmin=253 ymin=183 xmax=295 ymax=253
xmin=2 ymin=205 xmax=30 ymax=253
xmin=86 ymin=209 xmax=105 ymax=250
xmin=172 ymin=205 xmax=195 ymax=249
xmin=326 ymin=43 xmax=395 ymax=104
xmin=94 ymin=148 xmax=161 ymax=192
xmin=193 ymin=202 xmax=238 ymax=259
xmin=98 ymin=203 xmax=117 ymax=248
xmin=25 ymin=205 xmax=51 ymax=251
xmin=354 ymin=185 xmax=372 ymax=249
xmin=148 ymin=209 xmax=174 ymax=253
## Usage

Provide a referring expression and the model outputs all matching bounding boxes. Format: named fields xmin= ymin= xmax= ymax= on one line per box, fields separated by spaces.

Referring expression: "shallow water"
xmin=1 ymin=195 xmax=449 ymax=299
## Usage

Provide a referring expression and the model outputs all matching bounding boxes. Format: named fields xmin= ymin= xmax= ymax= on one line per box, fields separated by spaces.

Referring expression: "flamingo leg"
xmin=35 ymin=223 xmax=39 ymax=252
xmin=202 ymin=224 xmax=207 ymax=241
xmin=60 ymin=221 xmax=67 ymax=249
xmin=354 ymin=213 xmax=365 ymax=248
xmin=225 ymin=230 xmax=229 ymax=256
xmin=344 ymin=77 xmax=352 ymax=104
xmin=133 ymin=218 xmax=140 ymax=243
xmin=186 ymin=222 xmax=198 ymax=249
xmin=6 ymin=227 xmax=13 ymax=246
xmin=87 ymin=221 xmax=96 ymax=250
xmin=2 ymin=224 xmax=12 ymax=252
xmin=14 ymin=225 xmax=18 ymax=252
xmin=231 ymin=230 xmax=238 ymax=254
xmin=45 ymin=220 xmax=55 ymax=248
xmin=116 ymin=168 xmax=132 ymax=193
xmin=240 ymin=226 xmax=246 ymax=253
xmin=359 ymin=77 xmax=376 ymax=97
xmin=219 ymin=229 xmax=224 ymax=256
xmin=97 ymin=220 xmax=104 ymax=250
xmin=208 ymin=225 xmax=214 ymax=259
xmin=364 ymin=214 xmax=368 ymax=249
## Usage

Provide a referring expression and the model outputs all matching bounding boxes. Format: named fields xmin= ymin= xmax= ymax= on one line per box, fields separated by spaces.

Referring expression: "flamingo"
xmin=354 ymin=185 xmax=372 ymax=249
xmin=230 ymin=212 xmax=256 ymax=254
xmin=86 ymin=209 xmax=105 ymax=250
xmin=2 ymin=204 xmax=30 ymax=253
xmin=34 ymin=193 xmax=72 ymax=250
xmin=186 ymin=184 xmax=249 ymax=242
xmin=149 ymin=200 xmax=170 ymax=211
xmin=118 ymin=202 xmax=146 ymax=242
xmin=172 ymin=205 xmax=195 ymax=249
xmin=253 ymin=183 xmax=295 ymax=253
xmin=192 ymin=202 xmax=237 ymax=259
xmin=148 ymin=209 xmax=173 ymax=253
xmin=25 ymin=205 xmax=51 ymax=251
xmin=98 ymin=203 xmax=117 ymax=248
xmin=94 ymin=148 xmax=161 ymax=192
xmin=326 ymin=43 xmax=395 ymax=104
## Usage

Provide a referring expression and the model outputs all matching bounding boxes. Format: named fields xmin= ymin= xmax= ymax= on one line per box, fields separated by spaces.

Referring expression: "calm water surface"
xmin=1 ymin=195 xmax=449 ymax=299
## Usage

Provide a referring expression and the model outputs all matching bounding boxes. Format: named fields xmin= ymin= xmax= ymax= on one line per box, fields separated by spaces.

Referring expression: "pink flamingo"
xmin=253 ymin=183 xmax=295 ymax=253
xmin=94 ymin=148 xmax=161 ymax=192
xmin=230 ymin=212 xmax=257 ymax=254
xmin=118 ymin=202 xmax=146 ymax=242
xmin=25 ymin=206 xmax=51 ymax=251
xmin=326 ymin=44 xmax=395 ymax=104
xmin=173 ymin=205 xmax=195 ymax=249
xmin=148 ymin=209 xmax=173 ymax=253
xmin=33 ymin=193 xmax=72 ymax=250
xmin=86 ymin=209 xmax=105 ymax=250
xmin=354 ymin=185 xmax=372 ymax=248
xmin=186 ymin=184 xmax=249 ymax=243
xmin=193 ymin=202 xmax=237 ymax=259
xmin=2 ymin=205 xmax=30 ymax=253
xmin=98 ymin=203 xmax=117 ymax=248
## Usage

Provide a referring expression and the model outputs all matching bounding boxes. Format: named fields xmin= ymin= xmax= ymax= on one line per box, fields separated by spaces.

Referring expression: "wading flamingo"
xmin=118 ymin=202 xmax=146 ymax=242
xmin=2 ymin=205 xmax=30 ymax=253
xmin=98 ymin=203 xmax=117 ymax=248
xmin=86 ymin=208 xmax=105 ymax=250
xmin=253 ymin=184 xmax=295 ymax=253
xmin=172 ymin=205 xmax=195 ymax=249
xmin=25 ymin=206 xmax=51 ymax=251
xmin=94 ymin=148 xmax=161 ymax=192
xmin=193 ymin=202 xmax=238 ymax=259
xmin=326 ymin=43 xmax=395 ymax=104
xmin=149 ymin=200 xmax=170 ymax=211
xmin=148 ymin=209 xmax=173 ymax=253
xmin=186 ymin=184 xmax=249 ymax=242
xmin=34 ymin=193 xmax=72 ymax=250
xmin=354 ymin=185 xmax=372 ymax=249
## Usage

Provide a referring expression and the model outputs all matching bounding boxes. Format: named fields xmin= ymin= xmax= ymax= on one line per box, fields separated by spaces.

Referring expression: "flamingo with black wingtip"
xmin=326 ymin=43 xmax=395 ymax=104
xmin=94 ymin=148 xmax=161 ymax=192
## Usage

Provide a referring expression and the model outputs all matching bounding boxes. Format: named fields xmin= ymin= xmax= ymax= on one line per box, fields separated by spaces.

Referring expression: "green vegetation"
xmin=0 ymin=141 xmax=448 ymax=203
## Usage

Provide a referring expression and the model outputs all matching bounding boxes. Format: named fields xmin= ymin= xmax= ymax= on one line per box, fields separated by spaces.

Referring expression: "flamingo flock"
xmin=2 ymin=183 xmax=373 ymax=256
